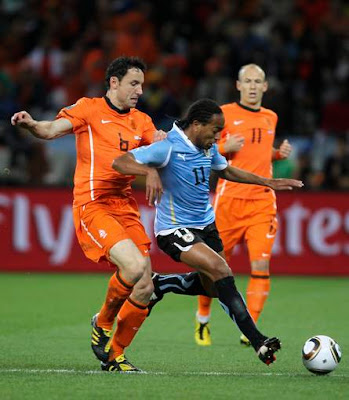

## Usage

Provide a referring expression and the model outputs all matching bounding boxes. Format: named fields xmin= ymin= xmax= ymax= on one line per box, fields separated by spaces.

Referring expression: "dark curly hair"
xmin=177 ymin=98 xmax=222 ymax=130
xmin=105 ymin=56 xmax=147 ymax=89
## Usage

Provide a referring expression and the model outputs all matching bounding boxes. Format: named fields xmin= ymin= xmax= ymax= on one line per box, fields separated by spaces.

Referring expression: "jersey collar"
xmin=172 ymin=122 xmax=197 ymax=151
xmin=237 ymin=102 xmax=261 ymax=113
xmin=104 ymin=96 xmax=130 ymax=114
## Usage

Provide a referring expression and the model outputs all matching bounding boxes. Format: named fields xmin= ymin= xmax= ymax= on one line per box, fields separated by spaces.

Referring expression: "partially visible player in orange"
xmin=195 ymin=64 xmax=292 ymax=346
xmin=11 ymin=56 xmax=166 ymax=372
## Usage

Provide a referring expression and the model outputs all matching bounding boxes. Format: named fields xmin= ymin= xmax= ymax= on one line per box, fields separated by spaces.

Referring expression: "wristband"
xmin=274 ymin=150 xmax=283 ymax=160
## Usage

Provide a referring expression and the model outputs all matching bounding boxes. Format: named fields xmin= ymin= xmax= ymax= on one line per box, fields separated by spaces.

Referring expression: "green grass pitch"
xmin=1 ymin=273 xmax=348 ymax=399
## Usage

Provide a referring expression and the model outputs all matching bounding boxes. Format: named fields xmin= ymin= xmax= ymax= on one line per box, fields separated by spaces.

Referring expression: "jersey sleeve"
xmin=139 ymin=114 xmax=156 ymax=145
xmin=211 ymin=144 xmax=228 ymax=170
xmin=56 ymin=97 xmax=90 ymax=131
xmin=130 ymin=140 xmax=172 ymax=167
xmin=217 ymin=126 xmax=230 ymax=155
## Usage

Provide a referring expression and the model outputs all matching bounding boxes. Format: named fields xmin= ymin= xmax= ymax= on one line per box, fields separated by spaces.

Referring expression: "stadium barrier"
xmin=0 ymin=188 xmax=348 ymax=275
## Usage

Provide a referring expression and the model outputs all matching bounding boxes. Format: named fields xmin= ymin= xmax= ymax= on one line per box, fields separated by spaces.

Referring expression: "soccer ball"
xmin=302 ymin=335 xmax=342 ymax=375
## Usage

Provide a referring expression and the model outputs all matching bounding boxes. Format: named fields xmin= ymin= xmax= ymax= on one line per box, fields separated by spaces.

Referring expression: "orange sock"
xmin=109 ymin=298 xmax=148 ymax=359
xmin=246 ymin=271 xmax=270 ymax=323
xmin=197 ymin=295 xmax=212 ymax=323
xmin=97 ymin=271 xmax=134 ymax=331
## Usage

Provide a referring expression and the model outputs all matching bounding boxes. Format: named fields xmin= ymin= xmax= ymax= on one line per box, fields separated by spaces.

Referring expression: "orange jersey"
xmin=216 ymin=102 xmax=278 ymax=200
xmin=57 ymin=96 xmax=155 ymax=207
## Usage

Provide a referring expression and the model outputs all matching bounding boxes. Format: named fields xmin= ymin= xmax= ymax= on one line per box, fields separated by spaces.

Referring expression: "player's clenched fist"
xmin=278 ymin=139 xmax=292 ymax=159
xmin=11 ymin=111 xmax=36 ymax=129
xmin=223 ymin=134 xmax=245 ymax=153
xmin=154 ymin=130 xmax=167 ymax=142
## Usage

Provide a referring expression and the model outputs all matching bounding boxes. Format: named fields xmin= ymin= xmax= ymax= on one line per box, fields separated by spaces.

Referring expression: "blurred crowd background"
xmin=0 ymin=0 xmax=348 ymax=190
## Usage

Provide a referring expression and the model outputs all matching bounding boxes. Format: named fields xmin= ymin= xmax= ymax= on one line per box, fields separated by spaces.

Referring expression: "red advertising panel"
xmin=0 ymin=188 xmax=348 ymax=275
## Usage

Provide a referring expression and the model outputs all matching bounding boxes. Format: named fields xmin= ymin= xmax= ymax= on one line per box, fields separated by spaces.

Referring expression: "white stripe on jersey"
xmin=87 ymin=124 xmax=95 ymax=201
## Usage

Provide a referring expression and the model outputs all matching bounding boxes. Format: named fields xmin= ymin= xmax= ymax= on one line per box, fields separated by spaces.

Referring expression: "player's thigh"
xmin=112 ymin=197 xmax=152 ymax=258
xmin=122 ymin=222 xmax=151 ymax=257
xmin=73 ymin=203 xmax=131 ymax=264
xmin=109 ymin=239 xmax=147 ymax=276
xmin=181 ymin=242 xmax=231 ymax=281
xmin=156 ymin=224 xmax=223 ymax=263
xmin=214 ymin=198 xmax=246 ymax=260
xmin=219 ymin=226 xmax=245 ymax=262
xmin=245 ymin=215 xmax=278 ymax=262
xmin=157 ymin=227 xmax=230 ymax=281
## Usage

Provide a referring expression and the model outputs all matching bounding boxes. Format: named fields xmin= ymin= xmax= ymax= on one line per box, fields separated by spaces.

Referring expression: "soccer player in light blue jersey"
xmin=112 ymin=98 xmax=303 ymax=365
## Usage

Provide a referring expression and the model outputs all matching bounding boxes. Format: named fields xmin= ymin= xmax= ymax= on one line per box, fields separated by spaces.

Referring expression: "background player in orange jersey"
xmin=11 ymin=56 xmax=166 ymax=372
xmin=194 ymin=64 xmax=292 ymax=346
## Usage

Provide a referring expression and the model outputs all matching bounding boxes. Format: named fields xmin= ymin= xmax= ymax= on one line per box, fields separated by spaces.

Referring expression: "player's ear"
xmin=236 ymin=80 xmax=241 ymax=91
xmin=110 ymin=76 xmax=120 ymax=89
xmin=263 ymin=81 xmax=268 ymax=93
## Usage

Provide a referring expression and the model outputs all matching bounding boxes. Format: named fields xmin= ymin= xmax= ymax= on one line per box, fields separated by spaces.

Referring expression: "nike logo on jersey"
xmin=178 ymin=154 xmax=186 ymax=161
xmin=262 ymin=253 xmax=270 ymax=257
xmin=266 ymin=233 xmax=275 ymax=239
xmin=233 ymin=120 xmax=244 ymax=125
xmin=101 ymin=120 xmax=112 ymax=124
xmin=268 ymin=130 xmax=274 ymax=134
xmin=134 ymin=135 xmax=142 ymax=140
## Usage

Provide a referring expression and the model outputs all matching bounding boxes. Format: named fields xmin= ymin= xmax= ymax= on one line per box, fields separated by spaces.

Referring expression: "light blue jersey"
xmin=130 ymin=123 xmax=228 ymax=234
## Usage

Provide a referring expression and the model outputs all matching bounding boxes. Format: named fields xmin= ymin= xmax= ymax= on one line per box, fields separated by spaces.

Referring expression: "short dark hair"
xmin=105 ymin=56 xmax=147 ymax=89
xmin=177 ymin=98 xmax=222 ymax=130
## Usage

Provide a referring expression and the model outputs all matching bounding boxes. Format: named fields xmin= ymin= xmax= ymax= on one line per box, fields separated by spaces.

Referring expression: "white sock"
xmin=196 ymin=312 xmax=210 ymax=324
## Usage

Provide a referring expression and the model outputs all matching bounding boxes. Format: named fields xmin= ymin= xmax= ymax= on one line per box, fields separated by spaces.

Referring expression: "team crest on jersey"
xmin=265 ymin=117 xmax=272 ymax=127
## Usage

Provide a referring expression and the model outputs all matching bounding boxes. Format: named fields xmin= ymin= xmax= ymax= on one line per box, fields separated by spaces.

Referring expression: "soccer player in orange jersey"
xmin=11 ymin=56 xmax=166 ymax=372
xmin=194 ymin=64 xmax=292 ymax=346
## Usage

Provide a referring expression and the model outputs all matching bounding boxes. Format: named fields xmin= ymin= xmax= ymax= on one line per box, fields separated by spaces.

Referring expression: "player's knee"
xmin=127 ymin=257 xmax=148 ymax=282
xmin=251 ymin=259 xmax=270 ymax=273
xmin=113 ymin=255 xmax=147 ymax=284
xmin=209 ymin=258 xmax=232 ymax=281
xmin=133 ymin=279 xmax=154 ymax=300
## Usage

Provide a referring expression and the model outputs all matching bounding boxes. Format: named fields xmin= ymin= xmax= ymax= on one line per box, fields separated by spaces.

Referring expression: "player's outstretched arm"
xmin=112 ymin=153 xmax=163 ymax=205
xmin=11 ymin=111 xmax=73 ymax=140
xmin=218 ymin=165 xmax=303 ymax=190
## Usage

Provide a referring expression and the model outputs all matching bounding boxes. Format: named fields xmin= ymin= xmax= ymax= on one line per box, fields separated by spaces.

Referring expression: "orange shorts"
xmin=213 ymin=197 xmax=278 ymax=262
xmin=72 ymin=196 xmax=151 ymax=264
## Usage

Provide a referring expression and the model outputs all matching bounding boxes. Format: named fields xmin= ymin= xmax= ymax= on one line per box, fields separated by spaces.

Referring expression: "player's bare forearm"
xmin=11 ymin=111 xmax=72 ymax=140
xmin=27 ymin=120 xmax=71 ymax=140
xmin=218 ymin=166 xmax=303 ymax=190
xmin=219 ymin=166 xmax=269 ymax=186
xmin=112 ymin=153 xmax=155 ymax=176
xmin=112 ymin=153 xmax=163 ymax=205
